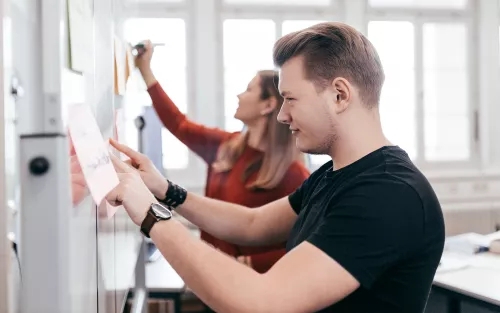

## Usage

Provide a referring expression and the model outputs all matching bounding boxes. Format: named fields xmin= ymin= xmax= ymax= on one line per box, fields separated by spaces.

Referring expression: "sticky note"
xmin=114 ymin=37 xmax=127 ymax=95
xmin=68 ymin=103 xmax=120 ymax=217
xmin=68 ymin=0 xmax=93 ymax=72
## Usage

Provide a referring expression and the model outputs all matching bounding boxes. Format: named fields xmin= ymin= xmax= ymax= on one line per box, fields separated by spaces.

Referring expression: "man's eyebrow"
xmin=280 ymin=90 xmax=291 ymax=97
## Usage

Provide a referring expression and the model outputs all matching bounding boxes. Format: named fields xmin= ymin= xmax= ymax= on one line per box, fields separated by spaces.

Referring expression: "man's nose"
xmin=277 ymin=102 xmax=290 ymax=124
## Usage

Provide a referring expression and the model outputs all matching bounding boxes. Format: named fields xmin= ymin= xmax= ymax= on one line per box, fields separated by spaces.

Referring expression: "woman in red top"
xmin=135 ymin=41 xmax=310 ymax=273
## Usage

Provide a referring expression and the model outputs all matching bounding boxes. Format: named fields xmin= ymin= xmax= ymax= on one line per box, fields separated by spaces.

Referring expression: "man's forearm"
xmin=175 ymin=192 xmax=257 ymax=246
xmin=150 ymin=219 xmax=268 ymax=313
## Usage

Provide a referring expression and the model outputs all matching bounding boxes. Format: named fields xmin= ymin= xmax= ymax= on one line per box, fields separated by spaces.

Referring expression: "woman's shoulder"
xmin=286 ymin=160 xmax=311 ymax=181
xmin=276 ymin=160 xmax=310 ymax=195
xmin=219 ymin=131 xmax=242 ymax=144
xmin=228 ymin=131 xmax=242 ymax=139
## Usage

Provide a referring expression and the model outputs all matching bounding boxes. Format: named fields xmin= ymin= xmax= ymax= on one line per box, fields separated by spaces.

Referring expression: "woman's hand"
xmin=106 ymin=155 xmax=158 ymax=226
xmin=109 ymin=138 xmax=169 ymax=200
xmin=135 ymin=40 xmax=154 ymax=73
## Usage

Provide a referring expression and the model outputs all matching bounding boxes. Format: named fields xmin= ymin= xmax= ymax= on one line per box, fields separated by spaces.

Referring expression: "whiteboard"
xmin=8 ymin=0 xmax=143 ymax=312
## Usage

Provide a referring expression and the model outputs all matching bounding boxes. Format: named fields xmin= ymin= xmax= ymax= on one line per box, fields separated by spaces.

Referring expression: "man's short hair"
xmin=273 ymin=22 xmax=385 ymax=108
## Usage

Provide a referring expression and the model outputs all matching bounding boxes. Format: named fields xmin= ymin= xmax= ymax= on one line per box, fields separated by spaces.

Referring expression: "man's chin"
xmin=295 ymin=138 xmax=313 ymax=154
xmin=296 ymin=139 xmax=328 ymax=155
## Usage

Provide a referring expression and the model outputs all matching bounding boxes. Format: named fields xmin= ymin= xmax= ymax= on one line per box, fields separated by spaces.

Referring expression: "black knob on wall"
xmin=29 ymin=157 xmax=50 ymax=176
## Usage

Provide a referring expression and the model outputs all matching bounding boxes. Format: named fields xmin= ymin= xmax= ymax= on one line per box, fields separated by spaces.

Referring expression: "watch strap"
xmin=140 ymin=211 xmax=157 ymax=238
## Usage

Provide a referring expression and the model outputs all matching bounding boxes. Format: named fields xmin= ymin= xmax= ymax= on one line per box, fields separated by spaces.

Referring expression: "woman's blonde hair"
xmin=212 ymin=70 xmax=302 ymax=190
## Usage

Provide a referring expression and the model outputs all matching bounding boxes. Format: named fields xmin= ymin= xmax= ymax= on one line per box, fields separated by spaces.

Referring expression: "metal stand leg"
xmin=173 ymin=294 xmax=181 ymax=313
xmin=129 ymin=115 xmax=149 ymax=313
xmin=447 ymin=297 xmax=461 ymax=313
xmin=130 ymin=239 xmax=148 ymax=313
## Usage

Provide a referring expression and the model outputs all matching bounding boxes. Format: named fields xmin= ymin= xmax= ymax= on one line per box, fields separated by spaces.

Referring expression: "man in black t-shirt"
xmin=287 ymin=146 xmax=444 ymax=312
xmin=105 ymin=22 xmax=445 ymax=313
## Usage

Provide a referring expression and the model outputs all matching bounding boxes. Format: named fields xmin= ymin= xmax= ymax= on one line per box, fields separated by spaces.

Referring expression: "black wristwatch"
xmin=140 ymin=202 xmax=173 ymax=238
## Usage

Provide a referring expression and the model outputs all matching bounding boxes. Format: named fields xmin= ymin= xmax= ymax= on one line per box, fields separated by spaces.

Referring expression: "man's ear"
xmin=331 ymin=77 xmax=351 ymax=114
xmin=260 ymin=97 xmax=278 ymax=115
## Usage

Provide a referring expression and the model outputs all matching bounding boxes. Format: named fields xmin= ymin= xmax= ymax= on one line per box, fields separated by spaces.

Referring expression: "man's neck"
xmin=330 ymin=127 xmax=391 ymax=171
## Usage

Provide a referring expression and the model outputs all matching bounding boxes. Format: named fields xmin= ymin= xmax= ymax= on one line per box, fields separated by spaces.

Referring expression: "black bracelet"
xmin=156 ymin=180 xmax=187 ymax=210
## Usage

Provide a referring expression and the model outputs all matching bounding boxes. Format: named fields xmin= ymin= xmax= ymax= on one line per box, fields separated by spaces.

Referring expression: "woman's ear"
xmin=260 ymin=97 xmax=278 ymax=115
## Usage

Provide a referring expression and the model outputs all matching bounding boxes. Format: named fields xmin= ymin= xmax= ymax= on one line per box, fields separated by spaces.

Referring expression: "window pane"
xmin=225 ymin=0 xmax=331 ymax=5
xmin=282 ymin=20 xmax=326 ymax=36
xmin=368 ymin=21 xmax=416 ymax=159
xmin=223 ymin=19 xmax=276 ymax=132
xmin=124 ymin=18 xmax=188 ymax=169
xmin=423 ymin=23 xmax=469 ymax=161
xmin=369 ymin=0 xmax=467 ymax=9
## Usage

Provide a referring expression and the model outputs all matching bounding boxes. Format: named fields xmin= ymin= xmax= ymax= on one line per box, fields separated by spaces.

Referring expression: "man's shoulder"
xmin=347 ymin=172 xmax=424 ymax=208
xmin=341 ymin=168 xmax=443 ymax=237
xmin=355 ymin=147 xmax=435 ymax=202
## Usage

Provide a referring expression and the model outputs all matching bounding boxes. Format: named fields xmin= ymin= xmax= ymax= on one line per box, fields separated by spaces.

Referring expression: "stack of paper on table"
xmin=437 ymin=231 xmax=500 ymax=273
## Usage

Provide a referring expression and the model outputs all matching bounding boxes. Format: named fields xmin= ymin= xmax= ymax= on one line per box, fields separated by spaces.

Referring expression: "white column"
xmin=183 ymin=0 xmax=221 ymax=188
xmin=190 ymin=0 xmax=220 ymax=128
xmin=343 ymin=0 xmax=367 ymax=35
xmin=477 ymin=0 xmax=500 ymax=169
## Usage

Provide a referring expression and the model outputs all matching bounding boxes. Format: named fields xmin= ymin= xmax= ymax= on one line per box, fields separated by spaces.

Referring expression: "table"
xmin=432 ymin=252 xmax=500 ymax=313
xmin=147 ymin=256 xmax=186 ymax=312
xmin=128 ymin=256 xmax=186 ymax=313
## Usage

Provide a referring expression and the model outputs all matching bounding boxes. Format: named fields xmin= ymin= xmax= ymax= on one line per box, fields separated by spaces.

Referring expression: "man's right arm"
xmin=176 ymin=193 xmax=298 ymax=247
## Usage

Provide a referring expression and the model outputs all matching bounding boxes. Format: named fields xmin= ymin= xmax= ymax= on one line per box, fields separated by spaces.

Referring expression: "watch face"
xmin=151 ymin=203 xmax=172 ymax=219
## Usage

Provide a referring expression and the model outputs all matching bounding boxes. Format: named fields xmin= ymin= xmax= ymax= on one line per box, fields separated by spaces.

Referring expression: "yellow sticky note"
xmin=114 ymin=37 xmax=126 ymax=95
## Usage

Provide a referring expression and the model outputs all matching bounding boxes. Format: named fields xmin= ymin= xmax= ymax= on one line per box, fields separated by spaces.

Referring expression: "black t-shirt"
xmin=287 ymin=146 xmax=445 ymax=313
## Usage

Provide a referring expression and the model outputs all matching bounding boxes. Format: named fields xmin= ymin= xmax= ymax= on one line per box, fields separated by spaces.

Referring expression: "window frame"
xmin=122 ymin=3 xmax=206 ymax=188
xmin=218 ymin=0 xmax=341 ymax=168
xmin=367 ymin=3 xmax=479 ymax=170
xmin=121 ymin=0 xmax=492 ymax=186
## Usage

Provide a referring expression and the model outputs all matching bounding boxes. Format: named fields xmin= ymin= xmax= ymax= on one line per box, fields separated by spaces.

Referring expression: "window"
xmin=224 ymin=0 xmax=331 ymax=6
xmin=368 ymin=20 xmax=471 ymax=163
xmin=423 ymin=23 xmax=469 ymax=161
xmin=369 ymin=0 xmax=467 ymax=9
xmin=123 ymin=18 xmax=188 ymax=169
xmin=368 ymin=21 xmax=417 ymax=159
xmin=222 ymin=19 xmax=276 ymax=132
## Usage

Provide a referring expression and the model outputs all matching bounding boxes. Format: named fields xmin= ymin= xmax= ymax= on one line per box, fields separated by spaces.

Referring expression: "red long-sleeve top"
xmin=148 ymin=82 xmax=310 ymax=273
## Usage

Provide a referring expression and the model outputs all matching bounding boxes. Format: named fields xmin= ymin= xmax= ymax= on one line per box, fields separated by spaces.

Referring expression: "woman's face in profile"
xmin=234 ymin=74 xmax=267 ymax=124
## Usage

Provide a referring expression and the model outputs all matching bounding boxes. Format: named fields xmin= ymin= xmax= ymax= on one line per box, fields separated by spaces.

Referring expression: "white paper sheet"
xmin=68 ymin=103 xmax=119 ymax=217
